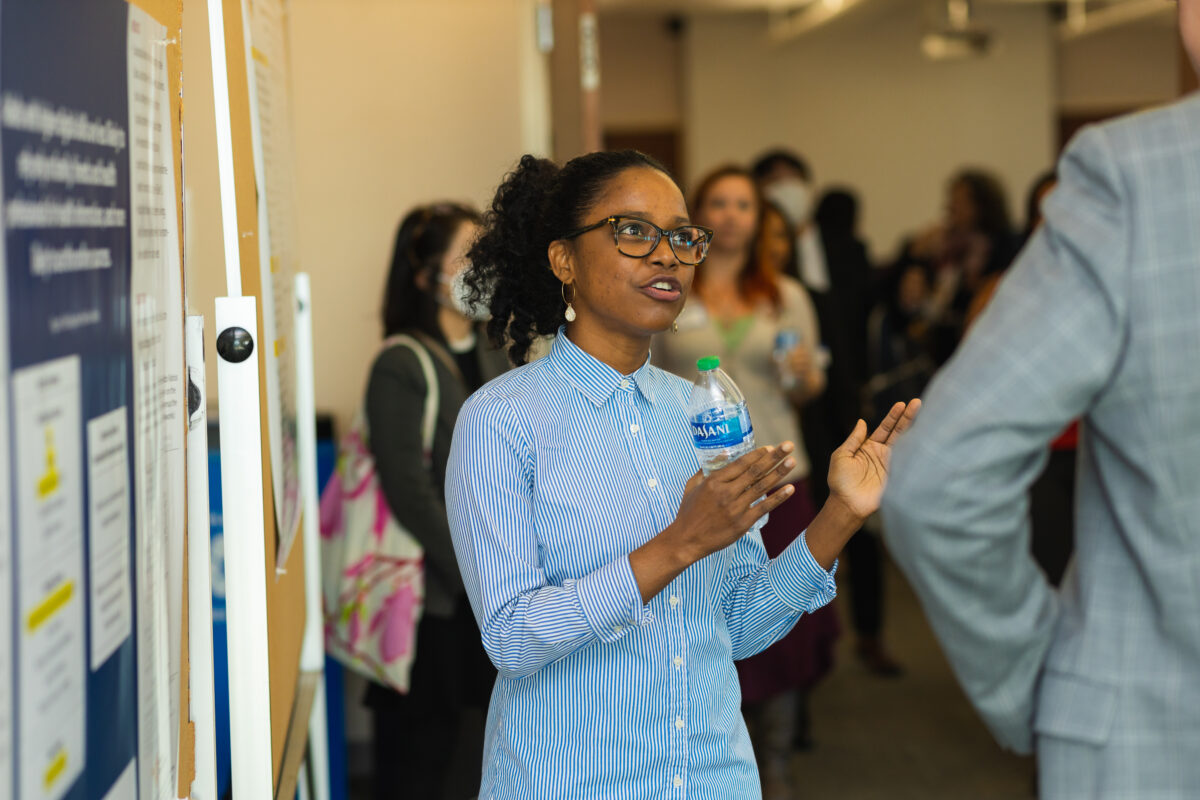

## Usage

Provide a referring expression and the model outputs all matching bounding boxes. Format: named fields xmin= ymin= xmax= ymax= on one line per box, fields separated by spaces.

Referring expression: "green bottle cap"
xmin=697 ymin=356 xmax=720 ymax=371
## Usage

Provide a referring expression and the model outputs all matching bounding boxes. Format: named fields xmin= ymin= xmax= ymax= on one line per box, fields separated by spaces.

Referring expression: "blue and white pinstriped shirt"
xmin=446 ymin=330 xmax=837 ymax=799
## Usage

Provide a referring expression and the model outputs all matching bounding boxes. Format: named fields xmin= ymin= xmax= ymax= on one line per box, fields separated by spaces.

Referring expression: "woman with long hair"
xmin=365 ymin=202 xmax=509 ymax=799
xmin=447 ymin=150 xmax=917 ymax=798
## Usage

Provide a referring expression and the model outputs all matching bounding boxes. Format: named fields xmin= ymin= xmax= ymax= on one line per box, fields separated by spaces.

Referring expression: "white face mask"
xmin=439 ymin=269 xmax=490 ymax=321
xmin=764 ymin=179 xmax=812 ymax=228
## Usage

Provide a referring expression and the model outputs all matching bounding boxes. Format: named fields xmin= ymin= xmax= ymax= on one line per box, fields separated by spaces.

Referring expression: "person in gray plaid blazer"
xmin=880 ymin=5 xmax=1200 ymax=797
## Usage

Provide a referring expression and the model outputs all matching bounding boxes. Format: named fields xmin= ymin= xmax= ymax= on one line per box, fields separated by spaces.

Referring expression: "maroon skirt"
xmin=735 ymin=478 xmax=842 ymax=705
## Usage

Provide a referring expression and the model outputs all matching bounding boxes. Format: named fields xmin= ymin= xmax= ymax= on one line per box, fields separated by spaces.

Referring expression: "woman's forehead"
xmin=594 ymin=167 xmax=686 ymax=215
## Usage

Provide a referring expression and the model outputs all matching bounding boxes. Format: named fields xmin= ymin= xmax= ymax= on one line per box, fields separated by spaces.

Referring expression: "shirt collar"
xmin=549 ymin=328 xmax=659 ymax=407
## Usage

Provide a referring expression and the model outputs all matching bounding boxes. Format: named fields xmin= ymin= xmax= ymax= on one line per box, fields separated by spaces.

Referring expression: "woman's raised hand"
xmin=826 ymin=400 xmax=922 ymax=522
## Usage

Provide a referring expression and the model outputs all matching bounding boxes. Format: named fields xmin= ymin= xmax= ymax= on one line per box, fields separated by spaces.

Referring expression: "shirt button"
xmin=673 ymin=656 xmax=683 ymax=668
xmin=675 ymin=716 xmax=685 ymax=730
xmin=620 ymin=380 xmax=631 ymax=389
xmin=673 ymin=775 xmax=683 ymax=788
xmin=647 ymin=478 xmax=658 ymax=489
xmin=613 ymin=624 xmax=624 ymax=633
xmin=630 ymin=424 xmax=640 ymax=435
xmin=669 ymin=594 xmax=679 ymax=607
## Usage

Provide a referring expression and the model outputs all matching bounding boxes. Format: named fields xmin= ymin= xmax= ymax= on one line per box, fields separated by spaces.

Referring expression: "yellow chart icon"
xmin=36 ymin=426 xmax=59 ymax=499
xmin=43 ymin=747 xmax=67 ymax=790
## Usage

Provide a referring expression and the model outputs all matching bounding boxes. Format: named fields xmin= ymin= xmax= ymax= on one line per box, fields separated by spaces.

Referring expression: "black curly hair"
xmin=465 ymin=150 xmax=676 ymax=365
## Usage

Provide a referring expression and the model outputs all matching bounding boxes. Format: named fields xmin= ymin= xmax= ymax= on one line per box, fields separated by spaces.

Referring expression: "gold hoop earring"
xmin=562 ymin=282 xmax=577 ymax=323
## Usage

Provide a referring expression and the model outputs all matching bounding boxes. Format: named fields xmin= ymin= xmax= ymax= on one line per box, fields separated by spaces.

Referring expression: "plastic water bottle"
xmin=687 ymin=356 xmax=768 ymax=534
xmin=773 ymin=329 xmax=800 ymax=391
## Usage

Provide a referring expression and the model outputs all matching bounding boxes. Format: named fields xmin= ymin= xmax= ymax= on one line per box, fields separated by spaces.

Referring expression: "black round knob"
xmin=187 ymin=374 xmax=202 ymax=417
xmin=216 ymin=327 xmax=254 ymax=364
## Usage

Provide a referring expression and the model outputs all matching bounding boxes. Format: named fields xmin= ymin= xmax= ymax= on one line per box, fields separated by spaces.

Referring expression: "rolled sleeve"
xmin=767 ymin=531 xmax=838 ymax=613
xmin=575 ymin=555 xmax=654 ymax=643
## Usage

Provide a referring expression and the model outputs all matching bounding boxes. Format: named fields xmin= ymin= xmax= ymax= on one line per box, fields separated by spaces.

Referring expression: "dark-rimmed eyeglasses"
xmin=563 ymin=215 xmax=714 ymax=266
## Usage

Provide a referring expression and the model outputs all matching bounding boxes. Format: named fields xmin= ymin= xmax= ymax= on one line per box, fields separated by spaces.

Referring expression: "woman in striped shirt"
xmin=446 ymin=150 xmax=918 ymax=799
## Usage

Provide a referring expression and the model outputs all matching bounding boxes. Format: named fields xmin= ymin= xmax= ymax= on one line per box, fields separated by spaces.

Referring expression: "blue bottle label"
xmin=691 ymin=406 xmax=753 ymax=449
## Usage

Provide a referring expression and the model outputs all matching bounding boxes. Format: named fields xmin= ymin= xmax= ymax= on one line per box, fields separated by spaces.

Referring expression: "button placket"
xmin=623 ymin=392 xmax=668 ymax=525
xmin=669 ymin=581 xmax=688 ymax=790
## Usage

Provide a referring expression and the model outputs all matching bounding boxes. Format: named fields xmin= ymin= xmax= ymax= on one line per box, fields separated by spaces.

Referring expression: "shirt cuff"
xmin=575 ymin=555 xmax=654 ymax=643
xmin=767 ymin=530 xmax=838 ymax=613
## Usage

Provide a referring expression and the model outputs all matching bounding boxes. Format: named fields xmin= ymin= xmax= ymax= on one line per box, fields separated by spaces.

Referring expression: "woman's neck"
xmin=438 ymin=306 xmax=474 ymax=346
xmin=565 ymin=320 xmax=651 ymax=376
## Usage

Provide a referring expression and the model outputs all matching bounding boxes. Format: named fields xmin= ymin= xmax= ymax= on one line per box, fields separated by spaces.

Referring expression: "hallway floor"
xmin=787 ymin=555 xmax=1036 ymax=799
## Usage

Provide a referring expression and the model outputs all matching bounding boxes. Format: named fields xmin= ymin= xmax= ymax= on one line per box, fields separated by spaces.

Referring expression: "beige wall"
xmin=598 ymin=13 xmax=683 ymax=130
xmin=183 ymin=0 xmax=549 ymax=434
xmin=1058 ymin=21 xmax=1182 ymax=113
xmin=682 ymin=3 xmax=1057 ymax=257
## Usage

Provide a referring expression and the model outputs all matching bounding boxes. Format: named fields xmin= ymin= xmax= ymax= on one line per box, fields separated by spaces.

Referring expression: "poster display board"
xmin=211 ymin=0 xmax=309 ymax=790
xmin=0 ymin=0 xmax=186 ymax=797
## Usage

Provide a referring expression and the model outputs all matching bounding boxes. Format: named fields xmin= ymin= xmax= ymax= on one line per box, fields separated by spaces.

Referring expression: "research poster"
xmin=0 ymin=1 xmax=185 ymax=798
xmin=246 ymin=0 xmax=302 ymax=566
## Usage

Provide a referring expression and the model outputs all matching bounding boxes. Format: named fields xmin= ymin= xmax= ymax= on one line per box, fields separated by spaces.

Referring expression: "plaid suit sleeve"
xmin=880 ymin=125 xmax=1131 ymax=754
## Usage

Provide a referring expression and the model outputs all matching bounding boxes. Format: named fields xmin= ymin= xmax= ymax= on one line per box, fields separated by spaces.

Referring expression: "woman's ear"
xmin=547 ymin=240 xmax=576 ymax=286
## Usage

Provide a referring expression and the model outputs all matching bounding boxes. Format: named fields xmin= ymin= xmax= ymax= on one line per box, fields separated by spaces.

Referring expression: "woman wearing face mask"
xmin=652 ymin=168 xmax=838 ymax=798
xmin=752 ymin=149 xmax=830 ymax=298
xmin=363 ymin=202 xmax=509 ymax=800
xmin=445 ymin=151 xmax=917 ymax=799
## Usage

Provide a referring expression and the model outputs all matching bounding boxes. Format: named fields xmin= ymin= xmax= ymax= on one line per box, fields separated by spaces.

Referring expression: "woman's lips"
xmin=640 ymin=277 xmax=682 ymax=302
xmin=642 ymin=284 xmax=682 ymax=302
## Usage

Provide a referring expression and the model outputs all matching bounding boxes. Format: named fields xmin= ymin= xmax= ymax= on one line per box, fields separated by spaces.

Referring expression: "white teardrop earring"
xmin=562 ymin=282 xmax=577 ymax=323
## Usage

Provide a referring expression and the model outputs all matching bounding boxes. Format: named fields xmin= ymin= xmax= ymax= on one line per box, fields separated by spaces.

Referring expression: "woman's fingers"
xmin=738 ymin=451 xmax=796 ymax=501
xmin=739 ymin=482 xmax=795 ymax=529
xmin=711 ymin=442 xmax=794 ymax=484
xmin=834 ymin=419 xmax=869 ymax=458
xmin=868 ymin=402 xmax=908 ymax=444
xmin=885 ymin=398 xmax=922 ymax=444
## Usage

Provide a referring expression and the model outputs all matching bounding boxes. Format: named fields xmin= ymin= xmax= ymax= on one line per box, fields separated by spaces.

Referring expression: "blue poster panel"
xmin=0 ymin=1 xmax=180 ymax=798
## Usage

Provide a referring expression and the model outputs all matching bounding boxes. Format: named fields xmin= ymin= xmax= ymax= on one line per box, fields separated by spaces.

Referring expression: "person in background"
xmin=899 ymin=168 xmax=1019 ymax=364
xmin=752 ymin=149 xmax=830 ymax=297
xmin=964 ymin=171 xmax=1058 ymax=330
xmin=812 ymin=188 xmax=903 ymax=677
xmin=365 ymin=203 xmax=508 ymax=800
xmin=651 ymin=165 xmax=836 ymax=799
xmin=882 ymin=8 xmax=1200 ymax=793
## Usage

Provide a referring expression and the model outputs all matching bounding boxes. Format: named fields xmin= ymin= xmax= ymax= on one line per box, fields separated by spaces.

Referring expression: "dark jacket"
xmin=365 ymin=329 xmax=509 ymax=618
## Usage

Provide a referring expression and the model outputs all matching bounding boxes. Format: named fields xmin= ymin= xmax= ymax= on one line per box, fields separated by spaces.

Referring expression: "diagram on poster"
xmin=246 ymin=0 xmax=302 ymax=565
xmin=13 ymin=355 xmax=86 ymax=800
